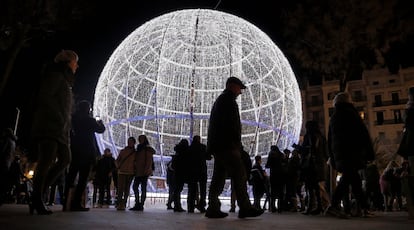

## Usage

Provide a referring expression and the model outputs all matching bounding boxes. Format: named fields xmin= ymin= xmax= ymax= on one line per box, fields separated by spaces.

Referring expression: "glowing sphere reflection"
xmin=94 ymin=9 xmax=302 ymax=158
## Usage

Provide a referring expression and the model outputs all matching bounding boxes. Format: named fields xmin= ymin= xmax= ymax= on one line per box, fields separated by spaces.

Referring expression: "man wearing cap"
xmin=205 ymin=77 xmax=263 ymax=218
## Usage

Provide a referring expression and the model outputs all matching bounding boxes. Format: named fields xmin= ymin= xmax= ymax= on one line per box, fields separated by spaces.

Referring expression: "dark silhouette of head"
xmin=192 ymin=135 xmax=201 ymax=144
xmin=305 ymin=120 xmax=320 ymax=134
xmin=76 ymin=100 xmax=91 ymax=115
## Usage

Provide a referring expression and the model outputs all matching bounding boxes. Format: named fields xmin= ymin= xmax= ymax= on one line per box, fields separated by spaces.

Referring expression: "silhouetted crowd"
xmin=2 ymin=127 xmax=413 ymax=218
xmin=1 ymin=53 xmax=413 ymax=220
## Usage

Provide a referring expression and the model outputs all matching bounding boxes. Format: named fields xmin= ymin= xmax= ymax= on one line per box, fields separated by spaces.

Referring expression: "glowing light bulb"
xmin=28 ymin=170 xmax=34 ymax=179
xmin=94 ymin=9 xmax=302 ymax=160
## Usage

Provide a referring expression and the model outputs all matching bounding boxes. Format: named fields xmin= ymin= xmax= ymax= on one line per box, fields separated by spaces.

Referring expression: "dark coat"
xmin=251 ymin=163 xmax=266 ymax=193
xmin=287 ymin=154 xmax=301 ymax=182
xmin=188 ymin=142 xmax=209 ymax=181
xmin=166 ymin=157 xmax=175 ymax=186
xmin=95 ymin=155 xmax=116 ymax=185
xmin=207 ymin=89 xmax=242 ymax=155
xmin=301 ymin=132 xmax=328 ymax=182
xmin=265 ymin=148 xmax=288 ymax=180
xmin=241 ymin=148 xmax=252 ymax=176
xmin=70 ymin=113 xmax=105 ymax=162
xmin=172 ymin=141 xmax=189 ymax=183
xmin=31 ymin=63 xmax=74 ymax=145
xmin=328 ymin=102 xmax=375 ymax=172
xmin=403 ymin=107 xmax=414 ymax=157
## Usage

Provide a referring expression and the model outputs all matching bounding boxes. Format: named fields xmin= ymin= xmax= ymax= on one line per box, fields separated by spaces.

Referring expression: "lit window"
xmin=359 ymin=111 xmax=365 ymax=120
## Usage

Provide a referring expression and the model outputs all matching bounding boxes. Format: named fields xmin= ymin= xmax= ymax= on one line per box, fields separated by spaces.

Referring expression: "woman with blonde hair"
xmin=30 ymin=50 xmax=79 ymax=215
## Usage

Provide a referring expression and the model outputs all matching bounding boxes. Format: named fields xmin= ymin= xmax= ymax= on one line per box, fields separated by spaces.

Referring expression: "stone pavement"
xmin=1 ymin=200 xmax=413 ymax=230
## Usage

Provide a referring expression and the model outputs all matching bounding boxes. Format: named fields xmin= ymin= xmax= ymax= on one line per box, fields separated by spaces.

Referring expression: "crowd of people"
xmin=166 ymin=135 xmax=211 ymax=213
xmin=1 ymin=50 xmax=413 ymax=220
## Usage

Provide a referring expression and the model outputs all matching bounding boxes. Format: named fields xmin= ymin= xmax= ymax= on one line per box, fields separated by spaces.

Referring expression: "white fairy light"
xmin=94 ymin=9 xmax=302 ymax=160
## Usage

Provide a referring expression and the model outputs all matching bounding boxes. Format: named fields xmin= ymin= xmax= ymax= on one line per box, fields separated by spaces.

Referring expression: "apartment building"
xmin=301 ymin=67 xmax=414 ymax=169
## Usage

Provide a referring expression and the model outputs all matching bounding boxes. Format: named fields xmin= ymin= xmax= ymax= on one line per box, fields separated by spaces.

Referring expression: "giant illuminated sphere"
xmin=94 ymin=9 xmax=302 ymax=159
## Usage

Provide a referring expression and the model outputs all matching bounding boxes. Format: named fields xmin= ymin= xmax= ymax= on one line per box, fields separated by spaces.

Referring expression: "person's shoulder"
xmin=146 ymin=146 xmax=156 ymax=154
xmin=44 ymin=63 xmax=67 ymax=77
xmin=192 ymin=142 xmax=206 ymax=149
xmin=81 ymin=116 xmax=96 ymax=123
xmin=216 ymin=90 xmax=233 ymax=101
xmin=268 ymin=150 xmax=276 ymax=155
xmin=121 ymin=146 xmax=133 ymax=152
xmin=120 ymin=147 xmax=128 ymax=152
xmin=43 ymin=62 xmax=59 ymax=73
xmin=97 ymin=157 xmax=105 ymax=163
xmin=117 ymin=149 xmax=125 ymax=156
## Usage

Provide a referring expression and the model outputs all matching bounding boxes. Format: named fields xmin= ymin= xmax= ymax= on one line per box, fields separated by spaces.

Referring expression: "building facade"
xmin=301 ymin=67 xmax=414 ymax=170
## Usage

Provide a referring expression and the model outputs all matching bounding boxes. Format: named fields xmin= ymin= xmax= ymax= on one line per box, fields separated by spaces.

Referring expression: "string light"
xmin=94 ymin=9 xmax=302 ymax=159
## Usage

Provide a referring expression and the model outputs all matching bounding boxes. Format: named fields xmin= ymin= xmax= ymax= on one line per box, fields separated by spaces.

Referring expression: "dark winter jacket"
xmin=173 ymin=141 xmax=189 ymax=183
xmin=265 ymin=148 xmax=288 ymax=179
xmin=251 ymin=162 xmax=266 ymax=193
xmin=188 ymin=142 xmax=209 ymax=181
xmin=241 ymin=148 xmax=252 ymax=176
xmin=288 ymin=153 xmax=301 ymax=182
xmin=95 ymin=155 xmax=116 ymax=185
xmin=31 ymin=63 xmax=74 ymax=145
xmin=166 ymin=157 xmax=175 ymax=185
xmin=207 ymin=89 xmax=242 ymax=155
xmin=404 ymin=106 xmax=414 ymax=157
xmin=70 ymin=113 xmax=105 ymax=162
xmin=301 ymin=132 xmax=328 ymax=182
xmin=328 ymin=102 xmax=375 ymax=172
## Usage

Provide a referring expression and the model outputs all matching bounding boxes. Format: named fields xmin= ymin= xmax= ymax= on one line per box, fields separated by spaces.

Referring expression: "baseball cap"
xmin=226 ymin=77 xmax=246 ymax=89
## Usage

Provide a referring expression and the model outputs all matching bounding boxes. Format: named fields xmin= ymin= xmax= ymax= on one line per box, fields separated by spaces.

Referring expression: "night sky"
xmin=2 ymin=0 xmax=294 ymax=142
xmin=71 ymin=0 xmax=293 ymax=101
xmin=9 ymin=1 xmax=294 ymax=101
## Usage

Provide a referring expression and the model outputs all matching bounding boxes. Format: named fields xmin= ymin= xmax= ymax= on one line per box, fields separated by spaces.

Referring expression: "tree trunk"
xmin=0 ymin=24 xmax=29 ymax=97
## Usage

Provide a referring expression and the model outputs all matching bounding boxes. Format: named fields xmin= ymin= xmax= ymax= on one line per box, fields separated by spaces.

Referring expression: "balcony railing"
xmin=372 ymin=99 xmax=408 ymax=107
xmin=375 ymin=119 xmax=405 ymax=126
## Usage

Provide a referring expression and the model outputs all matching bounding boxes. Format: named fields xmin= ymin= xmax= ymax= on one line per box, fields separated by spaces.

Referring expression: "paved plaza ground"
xmin=1 ymin=198 xmax=413 ymax=230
